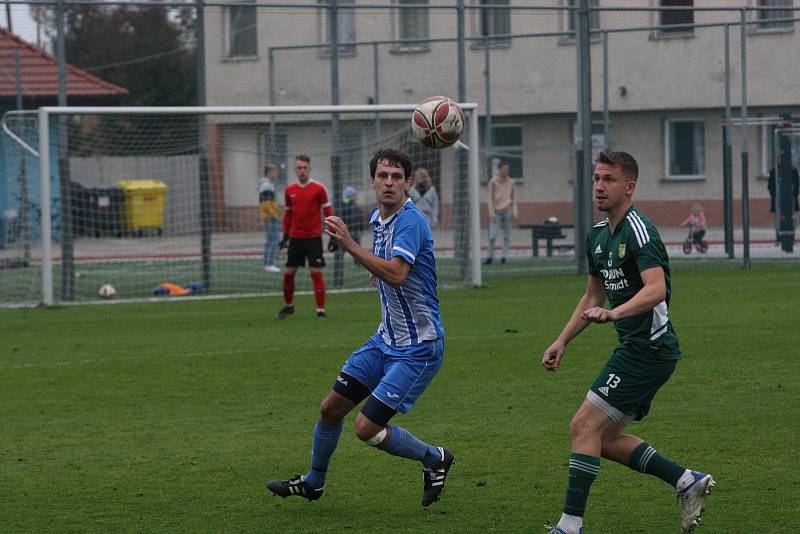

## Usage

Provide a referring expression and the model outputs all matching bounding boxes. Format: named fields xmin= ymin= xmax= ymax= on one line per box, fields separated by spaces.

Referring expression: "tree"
xmin=33 ymin=3 xmax=199 ymax=155
xmin=33 ymin=3 xmax=197 ymax=107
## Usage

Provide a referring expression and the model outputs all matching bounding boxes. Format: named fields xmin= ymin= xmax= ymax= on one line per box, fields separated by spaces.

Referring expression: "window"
xmin=574 ymin=122 xmax=609 ymax=163
xmin=490 ymin=125 xmax=523 ymax=178
xmin=397 ymin=0 xmax=429 ymax=50
xmin=321 ymin=0 xmax=357 ymax=55
xmin=566 ymin=0 xmax=600 ymax=34
xmin=660 ymin=0 xmax=694 ymax=34
xmin=756 ymin=0 xmax=794 ymax=30
xmin=666 ymin=119 xmax=705 ymax=178
xmin=228 ymin=1 xmax=257 ymax=57
xmin=479 ymin=0 xmax=511 ymax=45
xmin=761 ymin=123 xmax=800 ymax=175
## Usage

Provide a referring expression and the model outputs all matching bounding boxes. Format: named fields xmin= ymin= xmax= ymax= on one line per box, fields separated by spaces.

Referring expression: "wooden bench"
xmin=519 ymin=223 xmax=575 ymax=257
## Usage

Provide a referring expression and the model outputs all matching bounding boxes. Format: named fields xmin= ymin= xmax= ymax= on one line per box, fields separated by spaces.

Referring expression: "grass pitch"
xmin=1 ymin=266 xmax=798 ymax=532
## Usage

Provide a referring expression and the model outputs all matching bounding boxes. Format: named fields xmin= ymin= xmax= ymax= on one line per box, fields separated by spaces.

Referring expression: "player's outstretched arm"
xmin=325 ymin=216 xmax=411 ymax=287
xmin=542 ymin=275 xmax=605 ymax=372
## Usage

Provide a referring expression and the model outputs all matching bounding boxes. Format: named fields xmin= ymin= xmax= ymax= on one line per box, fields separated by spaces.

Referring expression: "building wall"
xmin=205 ymin=1 xmax=800 ymax=113
xmin=205 ymin=0 xmax=799 ymax=231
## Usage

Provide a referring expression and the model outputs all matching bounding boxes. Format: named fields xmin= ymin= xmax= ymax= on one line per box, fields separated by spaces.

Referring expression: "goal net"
xmin=0 ymin=105 xmax=480 ymax=306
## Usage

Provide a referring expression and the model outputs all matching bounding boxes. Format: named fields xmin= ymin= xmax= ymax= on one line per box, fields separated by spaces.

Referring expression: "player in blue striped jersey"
xmin=541 ymin=152 xmax=714 ymax=534
xmin=267 ymin=148 xmax=453 ymax=507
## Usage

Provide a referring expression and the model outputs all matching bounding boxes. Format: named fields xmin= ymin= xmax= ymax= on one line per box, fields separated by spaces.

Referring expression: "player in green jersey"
xmin=541 ymin=151 xmax=714 ymax=534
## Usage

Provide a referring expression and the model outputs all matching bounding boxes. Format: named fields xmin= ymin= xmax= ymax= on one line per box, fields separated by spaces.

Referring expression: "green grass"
xmin=1 ymin=267 xmax=798 ymax=532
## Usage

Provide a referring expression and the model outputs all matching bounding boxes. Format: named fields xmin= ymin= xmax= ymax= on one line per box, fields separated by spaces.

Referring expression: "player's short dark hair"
xmin=369 ymin=148 xmax=413 ymax=180
xmin=295 ymin=154 xmax=311 ymax=164
xmin=596 ymin=151 xmax=638 ymax=181
xmin=498 ymin=160 xmax=509 ymax=168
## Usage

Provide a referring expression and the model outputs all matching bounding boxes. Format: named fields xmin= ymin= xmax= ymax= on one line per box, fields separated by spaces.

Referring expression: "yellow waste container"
xmin=117 ymin=180 xmax=168 ymax=234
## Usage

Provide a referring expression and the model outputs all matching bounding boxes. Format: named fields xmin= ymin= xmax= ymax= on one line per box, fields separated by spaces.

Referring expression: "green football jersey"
xmin=585 ymin=207 xmax=682 ymax=359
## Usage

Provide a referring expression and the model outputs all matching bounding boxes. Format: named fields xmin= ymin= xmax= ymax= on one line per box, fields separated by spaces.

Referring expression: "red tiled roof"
xmin=0 ymin=28 xmax=128 ymax=98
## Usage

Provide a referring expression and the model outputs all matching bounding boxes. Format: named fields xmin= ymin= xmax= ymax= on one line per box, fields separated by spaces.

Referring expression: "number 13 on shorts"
xmin=606 ymin=373 xmax=621 ymax=388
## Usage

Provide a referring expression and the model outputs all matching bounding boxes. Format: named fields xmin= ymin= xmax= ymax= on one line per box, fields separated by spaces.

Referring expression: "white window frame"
xmin=225 ymin=0 xmax=258 ymax=59
xmin=394 ymin=0 xmax=430 ymax=52
xmin=664 ymin=118 xmax=705 ymax=180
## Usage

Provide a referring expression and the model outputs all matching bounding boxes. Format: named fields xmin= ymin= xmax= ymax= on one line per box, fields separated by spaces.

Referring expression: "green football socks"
xmin=563 ymin=453 xmax=600 ymax=517
xmin=629 ymin=442 xmax=685 ymax=487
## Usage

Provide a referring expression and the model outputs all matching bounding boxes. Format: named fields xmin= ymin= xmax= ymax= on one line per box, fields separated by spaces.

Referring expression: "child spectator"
xmin=681 ymin=202 xmax=706 ymax=248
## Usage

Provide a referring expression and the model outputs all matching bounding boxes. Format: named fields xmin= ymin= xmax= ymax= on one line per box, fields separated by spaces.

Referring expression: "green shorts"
xmin=587 ymin=344 xmax=677 ymax=423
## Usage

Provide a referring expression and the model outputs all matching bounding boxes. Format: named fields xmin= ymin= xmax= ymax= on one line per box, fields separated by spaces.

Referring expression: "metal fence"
xmin=2 ymin=1 xmax=800 ymax=297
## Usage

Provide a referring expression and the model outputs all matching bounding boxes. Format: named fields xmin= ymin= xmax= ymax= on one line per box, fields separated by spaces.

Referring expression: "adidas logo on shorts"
xmin=599 ymin=386 xmax=610 ymax=396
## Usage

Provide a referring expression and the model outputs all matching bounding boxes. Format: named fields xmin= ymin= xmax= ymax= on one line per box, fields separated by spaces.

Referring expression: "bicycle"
xmin=682 ymin=224 xmax=708 ymax=254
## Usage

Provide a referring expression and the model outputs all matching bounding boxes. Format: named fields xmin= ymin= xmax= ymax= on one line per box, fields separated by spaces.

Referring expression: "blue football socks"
xmin=304 ymin=419 xmax=343 ymax=489
xmin=382 ymin=425 xmax=442 ymax=469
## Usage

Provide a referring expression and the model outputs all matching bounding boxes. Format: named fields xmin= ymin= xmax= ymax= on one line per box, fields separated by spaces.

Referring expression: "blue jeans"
xmin=488 ymin=211 xmax=512 ymax=260
xmin=263 ymin=217 xmax=280 ymax=266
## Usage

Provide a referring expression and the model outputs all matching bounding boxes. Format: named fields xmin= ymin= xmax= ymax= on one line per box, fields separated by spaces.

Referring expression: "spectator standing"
xmin=409 ymin=168 xmax=439 ymax=228
xmin=340 ymin=186 xmax=364 ymax=246
xmin=486 ymin=161 xmax=517 ymax=264
xmin=259 ymin=164 xmax=282 ymax=273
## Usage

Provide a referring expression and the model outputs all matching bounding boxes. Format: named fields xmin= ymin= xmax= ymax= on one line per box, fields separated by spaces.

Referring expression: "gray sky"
xmin=4 ymin=4 xmax=41 ymax=46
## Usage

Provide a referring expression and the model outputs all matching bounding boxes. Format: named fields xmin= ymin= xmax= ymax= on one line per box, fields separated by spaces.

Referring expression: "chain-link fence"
xmin=2 ymin=2 xmax=800 ymax=306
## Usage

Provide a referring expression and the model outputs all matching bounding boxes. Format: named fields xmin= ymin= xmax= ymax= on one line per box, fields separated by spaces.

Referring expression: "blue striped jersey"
xmin=369 ymin=199 xmax=444 ymax=347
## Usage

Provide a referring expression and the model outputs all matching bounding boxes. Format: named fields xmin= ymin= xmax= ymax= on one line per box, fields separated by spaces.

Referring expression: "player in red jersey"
xmin=277 ymin=155 xmax=334 ymax=319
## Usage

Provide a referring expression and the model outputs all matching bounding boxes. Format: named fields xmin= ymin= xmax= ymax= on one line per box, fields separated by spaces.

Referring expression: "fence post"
xmin=373 ymin=42 xmax=381 ymax=140
xmin=56 ymin=0 xmax=74 ymax=300
xmin=723 ymin=24 xmax=734 ymax=258
xmin=454 ymin=0 xmax=469 ymax=279
xmin=196 ymin=0 xmax=213 ymax=290
xmin=483 ymin=35 xmax=492 ymax=181
xmin=739 ymin=9 xmax=751 ymax=269
xmin=574 ymin=0 xmax=592 ymax=276
xmin=602 ymin=30 xmax=611 ymax=151
xmin=330 ymin=0 xmax=344 ymax=287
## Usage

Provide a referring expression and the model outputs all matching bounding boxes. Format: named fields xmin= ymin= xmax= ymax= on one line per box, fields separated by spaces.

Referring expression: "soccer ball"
xmin=411 ymin=96 xmax=465 ymax=149
xmin=98 ymin=284 xmax=116 ymax=299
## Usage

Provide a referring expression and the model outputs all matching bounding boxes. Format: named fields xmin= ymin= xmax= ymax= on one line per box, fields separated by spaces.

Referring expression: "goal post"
xmin=3 ymin=104 xmax=481 ymax=307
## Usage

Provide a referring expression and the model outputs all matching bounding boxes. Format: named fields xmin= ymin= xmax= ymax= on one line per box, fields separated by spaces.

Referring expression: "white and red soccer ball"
xmin=411 ymin=96 xmax=465 ymax=149
xmin=98 ymin=284 xmax=116 ymax=299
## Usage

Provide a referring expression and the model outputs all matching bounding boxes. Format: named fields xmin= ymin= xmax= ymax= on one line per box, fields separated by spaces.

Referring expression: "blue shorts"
xmin=340 ymin=334 xmax=444 ymax=414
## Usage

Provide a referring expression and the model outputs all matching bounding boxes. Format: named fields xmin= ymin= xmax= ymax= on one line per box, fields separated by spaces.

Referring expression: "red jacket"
xmin=283 ymin=179 xmax=333 ymax=238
